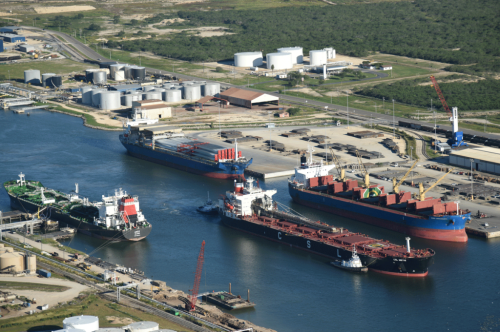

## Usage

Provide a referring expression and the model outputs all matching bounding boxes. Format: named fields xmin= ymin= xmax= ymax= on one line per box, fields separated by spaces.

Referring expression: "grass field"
xmin=379 ymin=64 xmax=435 ymax=79
xmin=0 ymin=281 xmax=69 ymax=292
xmin=0 ymin=293 xmax=193 ymax=332
xmin=0 ymin=59 xmax=98 ymax=82
xmin=422 ymin=135 xmax=442 ymax=159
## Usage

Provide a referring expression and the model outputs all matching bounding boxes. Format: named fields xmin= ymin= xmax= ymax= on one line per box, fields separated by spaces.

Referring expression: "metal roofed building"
xmin=0 ymin=34 xmax=25 ymax=43
xmin=219 ymin=87 xmax=279 ymax=109
xmin=132 ymin=100 xmax=171 ymax=119
xmin=108 ymin=84 xmax=142 ymax=92
xmin=0 ymin=26 xmax=22 ymax=33
xmin=449 ymin=147 xmax=500 ymax=175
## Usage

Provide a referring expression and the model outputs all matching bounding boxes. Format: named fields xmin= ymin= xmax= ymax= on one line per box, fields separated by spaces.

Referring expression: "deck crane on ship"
xmin=329 ymin=148 xmax=346 ymax=182
xmin=355 ymin=150 xmax=370 ymax=188
xmin=418 ymin=168 xmax=455 ymax=201
xmin=392 ymin=160 xmax=419 ymax=193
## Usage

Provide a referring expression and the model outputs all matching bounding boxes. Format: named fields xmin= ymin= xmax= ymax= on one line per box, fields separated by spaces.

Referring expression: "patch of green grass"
xmin=387 ymin=64 xmax=435 ymax=79
xmin=48 ymin=104 xmax=121 ymax=130
xmin=0 ymin=59 xmax=98 ymax=82
xmin=422 ymin=135 xmax=441 ymax=159
xmin=0 ymin=281 xmax=69 ymax=292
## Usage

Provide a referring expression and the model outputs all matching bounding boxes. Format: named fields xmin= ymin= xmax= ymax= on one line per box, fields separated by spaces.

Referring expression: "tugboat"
xmin=330 ymin=245 xmax=368 ymax=273
xmin=197 ymin=192 xmax=219 ymax=215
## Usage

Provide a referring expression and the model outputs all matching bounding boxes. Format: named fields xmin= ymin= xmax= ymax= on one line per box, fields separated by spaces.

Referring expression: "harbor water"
xmin=1 ymin=110 xmax=499 ymax=331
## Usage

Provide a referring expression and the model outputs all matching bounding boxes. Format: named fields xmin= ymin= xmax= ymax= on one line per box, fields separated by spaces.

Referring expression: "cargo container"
xmin=37 ymin=269 xmax=51 ymax=278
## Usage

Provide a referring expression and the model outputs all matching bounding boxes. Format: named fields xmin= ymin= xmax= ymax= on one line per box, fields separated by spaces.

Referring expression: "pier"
xmin=465 ymin=217 xmax=500 ymax=239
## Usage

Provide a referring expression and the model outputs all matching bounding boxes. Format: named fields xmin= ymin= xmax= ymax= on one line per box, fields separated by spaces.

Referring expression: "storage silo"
xmin=99 ymin=91 xmax=121 ymax=110
xmin=202 ymin=82 xmax=220 ymax=96
xmin=277 ymin=47 xmax=303 ymax=64
xmin=323 ymin=47 xmax=336 ymax=59
xmin=309 ymin=50 xmax=328 ymax=66
xmin=93 ymin=71 xmax=107 ymax=85
xmin=165 ymin=89 xmax=181 ymax=102
xmin=24 ymin=69 xmax=41 ymax=85
xmin=266 ymin=53 xmax=293 ymax=70
xmin=127 ymin=321 xmax=159 ymax=332
xmin=183 ymin=84 xmax=201 ymax=101
xmin=47 ymin=76 xmax=63 ymax=88
xmin=91 ymin=89 xmax=106 ymax=107
xmin=234 ymin=52 xmax=263 ymax=67
xmin=110 ymin=64 xmax=124 ymax=79
xmin=80 ymin=86 xmax=94 ymax=105
xmin=132 ymin=67 xmax=146 ymax=80
xmin=63 ymin=315 xmax=99 ymax=332
xmin=115 ymin=70 xmax=125 ymax=81
xmin=42 ymin=73 xmax=56 ymax=87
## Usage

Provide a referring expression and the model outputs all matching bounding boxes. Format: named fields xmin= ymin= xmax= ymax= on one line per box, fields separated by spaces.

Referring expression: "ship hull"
xmin=8 ymin=194 xmax=151 ymax=242
xmin=289 ymin=183 xmax=469 ymax=243
xmin=220 ymin=214 xmax=433 ymax=277
xmin=120 ymin=139 xmax=251 ymax=180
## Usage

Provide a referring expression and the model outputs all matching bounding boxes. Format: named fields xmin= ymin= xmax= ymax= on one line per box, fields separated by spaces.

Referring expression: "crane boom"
xmin=419 ymin=168 xmax=454 ymax=201
xmin=189 ymin=240 xmax=205 ymax=311
xmin=392 ymin=160 xmax=419 ymax=194
xmin=430 ymin=75 xmax=452 ymax=116
xmin=329 ymin=148 xmax=346 ymax=182
xmin=355 ymin=150 xmax=369 ymax=188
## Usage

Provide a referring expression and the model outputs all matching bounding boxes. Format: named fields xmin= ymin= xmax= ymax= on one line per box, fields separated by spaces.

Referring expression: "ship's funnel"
xmin=234 ymin=179 xmax=244 ymax=193
xmin=300 ymin=154 xmax=307 ymax=166
xmin=405 ymin=237 xmax=411 ymax=253
xmin=75 ymin=183 xmax=79 ymax=194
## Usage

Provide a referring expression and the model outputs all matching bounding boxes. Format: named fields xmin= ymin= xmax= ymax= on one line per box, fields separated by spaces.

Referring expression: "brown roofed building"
xmin=219 ymin=87 xmax=279 ymax=109
xmin=132 ymin=99 xmax=171 ymax=120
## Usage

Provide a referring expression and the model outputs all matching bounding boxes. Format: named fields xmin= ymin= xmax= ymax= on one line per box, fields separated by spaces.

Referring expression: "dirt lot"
xmin=34 ymin=5 xmax=96 ymax=14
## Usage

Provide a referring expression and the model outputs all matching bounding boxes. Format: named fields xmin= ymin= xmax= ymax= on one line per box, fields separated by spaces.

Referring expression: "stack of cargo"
xmin=281 ymin=132 xmax=301 ymax=138
xmin=291 ymin=128 xmax=310 ymax=135
xmin=347 ymin=131 xmax=384 ymax=139
xmin=220 ymin=130 xmax=243 ymax=139
xmin=225 ymin=136 xmax=260 ymax=144
xmin=267 ymin=140 xmax=285 ymax=151
xmin=155 ymin=138 xmax=241 ymax=161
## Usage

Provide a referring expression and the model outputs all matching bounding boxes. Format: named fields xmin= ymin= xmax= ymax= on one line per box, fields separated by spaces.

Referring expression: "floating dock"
xmin=465 ymin=218 xmax=500 ymax=238
xmin=203 ymin=287 xmax=255 ymax=310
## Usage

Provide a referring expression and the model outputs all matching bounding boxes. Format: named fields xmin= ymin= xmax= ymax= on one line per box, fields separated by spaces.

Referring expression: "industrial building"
xmin=0 ymin=26 xmax=21 ymax=33
xmin=132 ymin=100 xmax=171 ymax=119
xmin=19 ymin=44 xmax=36 ymax=53
xmin=0 ymin=34 xmax=25 ymax=43
xmin=449 ymin=147 xmax=500 ymax=175
xmin=219 ymin=87 xmax=279 ymax=109
xmin=0 ymin=244 xmax=36 ymax=274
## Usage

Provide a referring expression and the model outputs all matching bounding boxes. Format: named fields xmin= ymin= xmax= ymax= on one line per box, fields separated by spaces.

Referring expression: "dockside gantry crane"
xmin=418 ymin=168 xmax=454 ymax=201
xmin=392 ymin=160 xmax=419 ymax=194
xmin=355 ymin=150 xmax=370 ymax=188
xmin=329 ymin=147 xmax=346 ymax=182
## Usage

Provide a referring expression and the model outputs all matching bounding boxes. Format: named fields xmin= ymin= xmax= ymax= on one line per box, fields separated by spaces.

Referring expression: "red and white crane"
xmin=188 ymin=240 xmax=205 ymax=311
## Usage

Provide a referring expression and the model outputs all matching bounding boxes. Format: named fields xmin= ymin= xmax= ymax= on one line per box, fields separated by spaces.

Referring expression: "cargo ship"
xmin=219 ymin=177 xmax=435 ymax=277
xmin=3 ymin=173 xmax=152 ymax=241
xmin=119 ymin=120 xmax=252 ymax=180
xmin=288 ymin=151 xmax=471 ymax=242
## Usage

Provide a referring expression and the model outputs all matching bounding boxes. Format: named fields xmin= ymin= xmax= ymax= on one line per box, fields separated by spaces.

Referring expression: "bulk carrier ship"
xmin=219 ymin=177 xmax=435 ymax=277
xmin=3 ymin=173 xmax=152 ymax=241
xmin=120 ymin=120 xmax=252 ymax=180
xmin=288 ymin=151 xmax=472 ymax=242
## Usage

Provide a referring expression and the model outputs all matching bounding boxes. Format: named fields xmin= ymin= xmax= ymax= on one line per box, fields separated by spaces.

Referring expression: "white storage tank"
xmin=126 ymin=321 xmax=159 ymax=332
xmin=153 ymin=88 xmax=167 ymax=100
xmin=162 ymin=83 xmax=174 ymax=89
xmin=145 ymin=91 xmax=162 ymax=101
xmin=42 ymin=73 xmax=56 ymax=87
xmin=91 ymin=89 xmax=106 ymax=107
xmin=121 ymin=94 xmax=133 ymax=107
xmin=277 ymin=47 xmax=303 ymax=64
xmin=99 ymin=91 xmax=121 ymax=110
xmin=24 ymin=69 xmax=41 ymax=85
xmin=80 ymin=86 xmax=94 ymax=105
xmin=165 ymin=89 xmax=181 ymax=102
xmin=143 ymin=86 xmax=155 ymax=92
xmin=202 ymin=82 xmax=220 ymax=96
xmin=323 ymin=47 xmax=336 ymax=59
xmin=85 ymin=69 xmax=100 ymax=82
xmin=183 ymin=84 xmax=201 ymax=101
xmin=234 ymin=52 xmax=263 ymax=67
xmin=309 ymin=50 xmax=328 ymax=66
xmin=266 ymin=52 xmax=293 ymax=70
xmin=93 ymin=71 xmax=107 ymax=85
xmin=63 ymin=315 xmax=99 ymax=332
xmin=110 ymin=64 xmax=125 ymax=79
xmin=115 ymin=70 xmax=125 ymax=81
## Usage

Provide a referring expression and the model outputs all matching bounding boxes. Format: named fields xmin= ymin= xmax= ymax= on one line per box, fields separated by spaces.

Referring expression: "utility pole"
xmin=347 ymin=92 xmax=349 ymax=129
xmin=392 ymin=99 xmax=395 ymax=139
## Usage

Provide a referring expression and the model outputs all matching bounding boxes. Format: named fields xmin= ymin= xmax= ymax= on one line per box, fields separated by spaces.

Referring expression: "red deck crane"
xmin=429 ymin=75 xmax=452 ymax=116
xmin=188 ymin=240 xmax=205 ymax=311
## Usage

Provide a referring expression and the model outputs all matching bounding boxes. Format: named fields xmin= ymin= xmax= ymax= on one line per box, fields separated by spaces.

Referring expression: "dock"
xmin=465 ymin=217 xmax=500 ymax=238
xmin=245 ymin=165 xmax=295 ymax=179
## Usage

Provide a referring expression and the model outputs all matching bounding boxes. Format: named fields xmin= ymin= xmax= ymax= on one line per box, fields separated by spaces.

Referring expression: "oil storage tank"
xmin=24 ymin=69 xmax=41 ymax=85
xmin=110 ymin=64 xmax=124 ymax=79
xmin=153 ymin=88 xmax=166 ymax=100
xmin=309 ymin=50 xmax=327 ymax=66
xmin=202 ymin=82 xmax=220 ymax=96
xmin=234 ymin=52 xmax=263 ymax=67
xmin=123 ymin=66 xmax=134 ymax=79
xmin=143 ymin=86 xmax=155 ymax=92
xmin=126 ymin=321 xmax=159 ymax=332
xmin=85 ymin=69 xmax=99 ymax=82
xmin=144 ymin=91 xmax=162 ymax=101
xmin=47 ymin=76 xmax=62 ymax=88
xmin=132 ymin=67 xmax=146 ymax=80
xmin=183 ymin=84 xmax=201 ymax=100
xmin=91 ymin=89 xmax=106 ymax=107
xmin=63 ymin=315 xmax=99 ymax=332
xmin=42 ymin=73 xmax=55 ymax=87
xmin=93 ymin=71 xmax=107 ymax=85
xmin=277 ymin=47 xmax=303 ymax=64
xmin=114 ymin=70 xmax=125 ymax=81
xmin=266 ymin=52 xmax=293 ymax=70
xmin=165 ymin=89 xmax=181 ymax=102
xmin=80 ymin=86 xmax=94 ymax=105
xmin=99 ymin=91 xmax=121 ymax=110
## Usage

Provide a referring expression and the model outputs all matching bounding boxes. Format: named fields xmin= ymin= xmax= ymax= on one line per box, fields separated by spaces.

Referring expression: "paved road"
xmin=22 ymin=27 xmax=500 ymax=140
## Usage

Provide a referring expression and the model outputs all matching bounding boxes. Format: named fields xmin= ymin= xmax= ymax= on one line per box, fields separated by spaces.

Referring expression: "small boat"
xmin=27 ymin=112 xmax=30 ymax=116
xmin=197 ymin=192 xmax=219 ymax=215
xmin=330 ymin=246 xmax=368 ymax=273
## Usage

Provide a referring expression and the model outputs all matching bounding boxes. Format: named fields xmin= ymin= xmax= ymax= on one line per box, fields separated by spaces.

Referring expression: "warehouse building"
xmin=0 ymin=26 xmax=22 ymax=34
xmin=132 ymin=100 xmax=171 ymax=120
xmin=219 ymin=87 xmax=279 ymax=109
xmin=449 ymin=147 xmax=500 ymax=175
xmin=19 ymin=44 xmax=36 ymax=53
xmin=0 ymin=34 xmax=25 ymax=43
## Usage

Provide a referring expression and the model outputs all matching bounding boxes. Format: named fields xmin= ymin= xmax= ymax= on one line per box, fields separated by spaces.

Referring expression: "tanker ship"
xmin=219 ymin=177 xmax=435 ymax=277
xmin=119 ymin=120 xmax=252 ymax=180
xmin=288 ymin=151 xmax=471 ymax=242
xmin=3 ymin=172 xmax=152 ymax=241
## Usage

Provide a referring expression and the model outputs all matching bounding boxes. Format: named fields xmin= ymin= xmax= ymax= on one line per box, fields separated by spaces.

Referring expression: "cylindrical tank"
xmin=99 ymin=91 xmax=121 ymax=110
xmin=309 ymin=50 xmax=328 ymax=66
xmin=144 ymin=91 xmax=162 ymax=101
xmin=132 ymin=67 xmax=146 ymax=80
xmin=99 ymin=61 xmax=116 ymax=69
xmin=202 ymin=82 xmax=220 ymax=96
xmin=162 ymin=83 xmax=174 ymax=89
xmin=91 ymin=89 xmax=106 ymax=107
xmin=143 ymin=86 xmax=155 ymax=92
xmin=277 ymin=47 xmax=303 ymax=64
xmin=123 ymin=66 xmax=134 ymax=79
xmin=63 ymin=315 xmax=99 ymax=332
xmin=234 ymin=52 xmax=263 ymax=67
xmin=24 ymin=69 xmax=41 ymax=85
xmin=121 ymin=94 xmax=132 ymax=107
xmin=323 ymin=47 xmax=335 ymax=59
xmin=165 ymin=89 xmax=181 ymax=102
xmin=266 ymin=52 xmax=293 ymax=70
xmin=85 ymin=69 xmax=99 ymax=81
xmin=80 ymin=86 xmax=94 ymax=105
xmin=47 ymin=76 xmax=62 ymax=88
xmin=127 ymin=321 xmax=159 ymax=332
xmin=154 ymin=88 xmax=166 ymax=100
xmin=42 ymin=73 xmax=55 ymax=87
xmin=93 ymin=71 xmax=107 ymax=85
xmin=114 ymin=70 xmax=125 ymax=81
xmin=110 ymin=64 xmax=124 ymax=79
xmin=183 ymin=84 xmax=201 ymax=100
xmin=0 ymin=252 xmax=23 ymax=272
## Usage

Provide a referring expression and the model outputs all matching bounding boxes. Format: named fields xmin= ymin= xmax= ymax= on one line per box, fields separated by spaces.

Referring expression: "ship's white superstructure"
xmin=220 ymin=177 xmax=276 ymax=218
xmin=93 ymin=188 xmax=146 ymax=230
xmin=290 ymin=146 xmax=335 ymax=187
